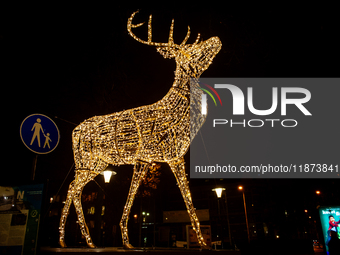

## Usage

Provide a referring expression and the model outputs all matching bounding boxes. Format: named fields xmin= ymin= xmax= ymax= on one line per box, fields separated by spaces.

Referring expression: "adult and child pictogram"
xmin=20 ymin=114 xmax=60 ymax=154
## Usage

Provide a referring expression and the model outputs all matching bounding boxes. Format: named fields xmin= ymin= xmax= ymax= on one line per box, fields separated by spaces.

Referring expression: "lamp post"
xmin=238 ymin=186 xmax=250 ymax=243
xmin=142 ymin=211 xmax=150 ymax=222
xmin=212 ymin=187 xmax=233 ymax=249
xmin=99 ymin=167 xmax=116 ymax=245
xmin=212 ymin=188 xmax=225 ymax=216
xmin=314 ymin=190 xmax=322 ymax=247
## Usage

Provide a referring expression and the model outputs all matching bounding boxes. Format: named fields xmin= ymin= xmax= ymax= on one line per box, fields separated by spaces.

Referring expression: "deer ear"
xmin=156 ymin=47 xmax=177 ymax=59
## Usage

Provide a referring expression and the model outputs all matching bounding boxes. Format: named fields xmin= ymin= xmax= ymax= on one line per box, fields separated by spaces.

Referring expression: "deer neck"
xmin=172 ymin=72 xmax=189 ymax=90
xmin=161 ymin=67 xmax=206 ymax=143
xmin=172 ymin=65 xmax=200 ymax=90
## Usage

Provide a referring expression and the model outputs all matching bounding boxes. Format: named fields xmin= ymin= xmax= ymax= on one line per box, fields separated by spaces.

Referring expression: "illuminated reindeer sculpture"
xmin=59 ymin=11 xmax=221 ymax=249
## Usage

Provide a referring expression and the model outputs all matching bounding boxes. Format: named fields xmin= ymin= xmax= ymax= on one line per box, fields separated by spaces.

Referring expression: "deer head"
xmin=127 ymin=11 xmax=222 ymax=79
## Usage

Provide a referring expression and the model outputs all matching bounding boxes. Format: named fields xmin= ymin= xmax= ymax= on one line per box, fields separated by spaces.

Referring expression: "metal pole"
xmin=153 ymin=198 xmax=156 ymax=247
xmin=32 ymin=154 xmax=38 ymax=181
xmin=224 ymin=190 xmax=233 ymax=248
xmin=242 ymin=192 xmax=250 ymax=243
xmin=217 ymin=198 xmax=221 ymax=245
xmin=138 ymin=201 xmax=142 ymax=247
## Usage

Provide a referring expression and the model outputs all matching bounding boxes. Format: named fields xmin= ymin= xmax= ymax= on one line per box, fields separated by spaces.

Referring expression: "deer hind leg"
xmin=169 ymin=158 xmax=207 ymax=247
xmin=59 ymin=159 xmax=107 ymax=248
xmin=74 ymin=159 xmax=108 ymax=248
xmin=120 ymin=160 xmax=149 ymax=249
xmin=71 ymin=170 xmax=97 ymax=248
xmin=59 ymin=180 xmax=76 ymax=247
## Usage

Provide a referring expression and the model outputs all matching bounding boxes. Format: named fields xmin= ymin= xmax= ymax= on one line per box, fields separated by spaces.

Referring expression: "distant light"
xmin=88 ymin=207 xmax=95 ymax=214
xmin=142 ymin=212 xmax=145 ymax=215
xmin=212 ymin=188 xmax=225 ymax=198
xmin=304 ymin=209 xmax=308 ymax=213
xmin=134 ymin=214 xmax=138 ymax=218
xmin=276 ymin=235 xmax=279 ymax=239
xmin=146 ymin=213 xmax=150 ymax=216
xmin=316 ymin=190 xmax=321 ymax=195
xmin=238 ymin=186 xmax=243 ymax=190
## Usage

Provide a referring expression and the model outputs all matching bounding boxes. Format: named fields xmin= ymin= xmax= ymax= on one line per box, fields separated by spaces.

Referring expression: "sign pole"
xmin=32 ymin=154 xmax=38 ymax=181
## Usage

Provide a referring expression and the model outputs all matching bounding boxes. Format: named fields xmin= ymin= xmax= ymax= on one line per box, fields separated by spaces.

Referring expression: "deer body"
xmin=59 ymin=11 xmax=221 ymax=249
xmin=73 ymin=85 xmax=191 ymax=168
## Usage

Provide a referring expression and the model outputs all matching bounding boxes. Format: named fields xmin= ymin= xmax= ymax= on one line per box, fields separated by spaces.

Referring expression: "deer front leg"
xmin=120 ymin=161 xmax=149 ymax=249
xmin=169 ymin=158 xmax=207 ymax=248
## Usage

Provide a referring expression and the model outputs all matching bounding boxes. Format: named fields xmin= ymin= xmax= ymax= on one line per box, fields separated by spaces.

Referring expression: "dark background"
xmin=1 ymin=3 xmax=339 ymax=250
xmin=4 ymin=4 xmax=339 ymax=184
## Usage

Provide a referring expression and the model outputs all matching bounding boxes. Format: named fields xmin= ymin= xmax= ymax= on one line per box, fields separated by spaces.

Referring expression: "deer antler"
xmin=127 ymin=10 xmax=199 ymax=48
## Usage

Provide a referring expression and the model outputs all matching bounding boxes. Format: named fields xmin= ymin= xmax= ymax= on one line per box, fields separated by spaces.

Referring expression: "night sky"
xmin=3 ymin=5 xmax=339 ymax=199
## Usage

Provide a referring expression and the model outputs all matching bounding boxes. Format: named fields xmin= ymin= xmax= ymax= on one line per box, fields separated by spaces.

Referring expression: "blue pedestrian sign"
xmin=20 ymin=114 xmax=60 ymax=154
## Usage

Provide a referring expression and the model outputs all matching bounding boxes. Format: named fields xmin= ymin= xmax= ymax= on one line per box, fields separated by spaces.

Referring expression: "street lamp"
xmin=212 ymin=187 xmax=234 ymax=249
xmin=101 ymin=169 xmax=116 ymax=183
xmin=212 ymin=188 xmax=225 ymax=215
xmin=238 ymin=186 xmax=250 ymax=243
xmin=212 ymin=188 xmax=225 ymax=198
xmin=142 ymin=211 xmax=149 ymax=222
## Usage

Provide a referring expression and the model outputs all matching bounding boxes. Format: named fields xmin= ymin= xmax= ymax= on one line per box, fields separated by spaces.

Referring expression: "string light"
xmin=59 ymin=10 xmax=221 ymax=249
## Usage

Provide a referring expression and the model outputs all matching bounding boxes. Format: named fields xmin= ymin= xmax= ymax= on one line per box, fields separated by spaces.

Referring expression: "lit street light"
xmin=142 ymin=211 xmax=149 ymax=222
xmin=212 ymin=188 xmax=225 ymax=198
xmin=102 ymin=170 xmax=116 ymax=183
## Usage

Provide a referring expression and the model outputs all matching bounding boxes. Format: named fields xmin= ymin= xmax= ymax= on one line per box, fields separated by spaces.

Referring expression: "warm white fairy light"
xmin=59 ymin=10 xmax=221 ymax=249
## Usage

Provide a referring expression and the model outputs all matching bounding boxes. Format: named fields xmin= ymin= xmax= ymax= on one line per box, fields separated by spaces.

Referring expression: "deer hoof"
xmin=59 ymin=240 xmax=67 ymax=248
xmin=123 ymin=243 xmax=134 ymax=249
xmin=200 ymin=242 xmax=210 ymax=250
xmin=87 ymin=242 xmax=97 ymax=248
